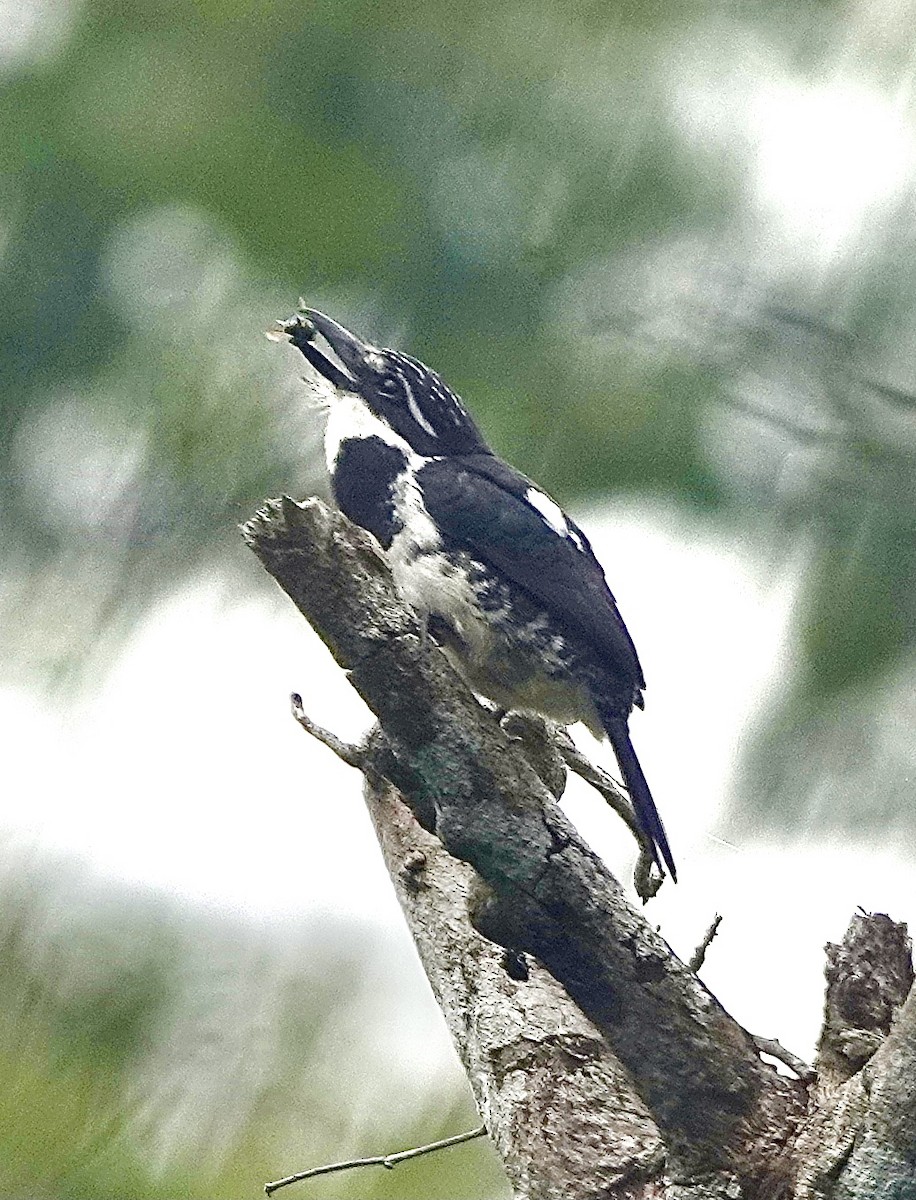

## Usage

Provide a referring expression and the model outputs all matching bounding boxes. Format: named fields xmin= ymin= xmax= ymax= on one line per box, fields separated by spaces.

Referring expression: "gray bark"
xmin=243 ymin=495 xmax=914 ymax=1200
xmin=366 ymin=771 xmax=665 ymax=1199
xmin=793 ymin=914 xmax=915 ymax=1200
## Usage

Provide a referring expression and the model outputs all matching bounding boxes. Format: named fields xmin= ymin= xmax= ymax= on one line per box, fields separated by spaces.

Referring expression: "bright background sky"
xmin=3 ymin=4 xmax=916 ymax=1192
xmin=6 ymin=39 xmax=916 ymax=1056
xmin=10 ymin=46 xmax=916 ymax=1051
xmin=5 ymin=494 xmax=912 ymax=1070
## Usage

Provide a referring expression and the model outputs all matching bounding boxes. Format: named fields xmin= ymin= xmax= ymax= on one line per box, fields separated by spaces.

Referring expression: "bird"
xmin=274 ymin=306 xmax=676 ymax=881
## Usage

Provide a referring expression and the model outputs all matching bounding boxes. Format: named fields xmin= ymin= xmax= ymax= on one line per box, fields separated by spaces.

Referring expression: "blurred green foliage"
xmin=1 ymin=0 xmax=915 ymax=1191
xmin=0 ymin=860 xmax=507 ymax=1198
xmin=3 ymin=0 xmax=913 ymax=725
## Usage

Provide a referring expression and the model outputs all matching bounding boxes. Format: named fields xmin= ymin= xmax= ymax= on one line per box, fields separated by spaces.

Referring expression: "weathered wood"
xmin=793 ymin=913 xmax=915 ymax=1199
xmin=243 ymin=495 xmax=911 ymax=1199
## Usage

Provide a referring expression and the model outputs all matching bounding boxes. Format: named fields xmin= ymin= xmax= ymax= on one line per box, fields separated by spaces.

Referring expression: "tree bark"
xmin=243 ymin=495 xmax=914 ymax=1200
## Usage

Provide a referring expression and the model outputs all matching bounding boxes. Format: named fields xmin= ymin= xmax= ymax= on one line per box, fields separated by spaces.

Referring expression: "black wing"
xmin=417 ymin=455 xmax=646 ymax=695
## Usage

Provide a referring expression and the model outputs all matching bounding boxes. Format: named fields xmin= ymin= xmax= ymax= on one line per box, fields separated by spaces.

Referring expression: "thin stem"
xmin=688 ymin=914 xmax=723 ymax=973
xmin=552 ymin=725 xmax=662 ymax=900
xmin=264 ymin=1124 xmax=488 ymax=1195
xmin=753 ymin=1036 xmax=815 ymax=1083
xmin=290 ymin=693 xmax=367 ymax=771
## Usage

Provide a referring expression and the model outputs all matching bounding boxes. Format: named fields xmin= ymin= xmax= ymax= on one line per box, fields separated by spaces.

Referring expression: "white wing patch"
xmin=524 ymin=487 xmax=584 ymax=548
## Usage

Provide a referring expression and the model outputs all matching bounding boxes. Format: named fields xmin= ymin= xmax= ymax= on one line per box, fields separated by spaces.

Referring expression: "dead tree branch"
xmin=793 ymin=912 xmax=915 ymax=1199
xmin=243 ymin=496 xmax=913 ymax=1199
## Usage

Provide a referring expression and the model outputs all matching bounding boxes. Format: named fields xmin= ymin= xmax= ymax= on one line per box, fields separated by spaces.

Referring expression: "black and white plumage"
xmin=278 ymin=307 xmax=676 ymax=880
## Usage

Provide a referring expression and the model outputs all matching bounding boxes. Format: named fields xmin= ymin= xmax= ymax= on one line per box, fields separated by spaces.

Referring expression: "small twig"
xmin=552 ymin=725 xmax=662 ymax=901
xmin=264 ymin=1123 xmax=488 ymax=1195
xmin=632 ymin=846 xmax=661 ymax=902
xmin=552 ymin=726 xmax=634 ymax=826
xmin=753 ymin=1036 xmax=815 ymax=1083
xmin=688 ymin=914 xmax=723 ymax=973
xmin=290 ymin=692 xmax=369 ymax=771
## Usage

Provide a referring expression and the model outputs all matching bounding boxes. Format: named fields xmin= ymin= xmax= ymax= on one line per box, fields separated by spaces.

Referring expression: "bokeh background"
xmin=2 ymin=0 xmax=916 ymax=1195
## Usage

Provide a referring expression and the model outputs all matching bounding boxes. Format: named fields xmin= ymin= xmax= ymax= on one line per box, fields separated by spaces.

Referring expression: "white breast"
xmin=385 ymin=483 xmax=601 ymax=732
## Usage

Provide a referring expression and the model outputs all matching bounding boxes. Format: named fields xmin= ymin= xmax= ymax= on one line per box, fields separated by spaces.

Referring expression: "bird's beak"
xmin=270 ymin=305 xmax=371 ymax=393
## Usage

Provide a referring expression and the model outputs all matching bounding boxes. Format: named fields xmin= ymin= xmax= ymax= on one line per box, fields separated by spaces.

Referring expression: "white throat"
xmin=324 ymin=393 xmax=416 ymax=473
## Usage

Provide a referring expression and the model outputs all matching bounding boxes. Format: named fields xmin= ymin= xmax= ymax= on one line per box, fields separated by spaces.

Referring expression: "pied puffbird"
xmin=275 ymin=307 xmax=676 ymax=880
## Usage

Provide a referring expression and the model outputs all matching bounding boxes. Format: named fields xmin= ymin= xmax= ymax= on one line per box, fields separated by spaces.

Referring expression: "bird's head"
xmin=275 ymin=307 xmax=489 ymax=458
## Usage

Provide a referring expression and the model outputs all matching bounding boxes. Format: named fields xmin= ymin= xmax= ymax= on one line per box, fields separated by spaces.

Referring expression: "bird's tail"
xmin=602 ymin=714 xmax=677 ymax=882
